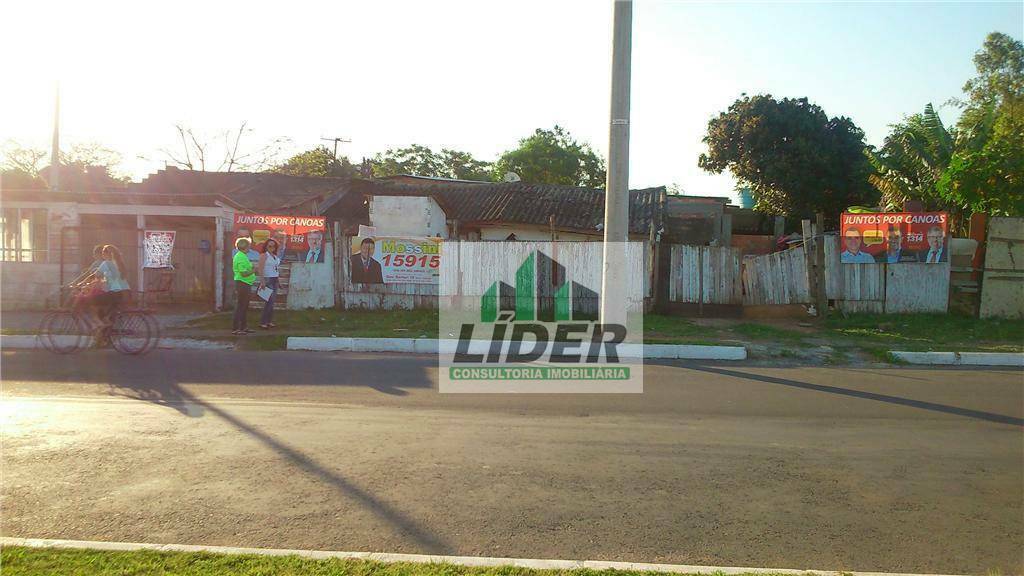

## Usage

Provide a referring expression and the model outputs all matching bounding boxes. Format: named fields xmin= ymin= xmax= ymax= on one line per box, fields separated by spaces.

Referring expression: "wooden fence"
xmin=338 ymin=238 xmax=651 ymax=311
xmin=668 ymin=245 xmax=742 ymax=305
xmin=667 ymin=237 xmax=950 ymax=313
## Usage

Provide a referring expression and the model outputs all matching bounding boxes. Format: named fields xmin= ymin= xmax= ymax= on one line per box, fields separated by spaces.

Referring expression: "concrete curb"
xmin=0 ymin=537 xmax=967 ymax=576
xmin=890 ymin=351 xmax=1024 ymax=367
xmin=0 ymin=334 xmax=233 ymax=351
xmin=287 ymin=337 xmax=747 ymax=360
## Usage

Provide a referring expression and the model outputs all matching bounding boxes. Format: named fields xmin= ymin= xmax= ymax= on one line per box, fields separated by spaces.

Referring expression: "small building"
xmin=1 ymin=166 xmax=355 ymax=310
xmin=332 ymin=179 xmax=666 ymax=241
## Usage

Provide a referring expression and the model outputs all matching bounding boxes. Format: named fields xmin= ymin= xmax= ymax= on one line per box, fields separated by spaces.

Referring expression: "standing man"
xmin=232 ymin=237 xmax=256 ymax=335
xmin=302 ymin=230 xmax=325 ymax=263
xmin=920 ymin=226 xmax=947 ymax=263
xmin=840 ymin=229 xmax=875 ymax=263
xmin=350 ymin=237 xmax=384 ymax=284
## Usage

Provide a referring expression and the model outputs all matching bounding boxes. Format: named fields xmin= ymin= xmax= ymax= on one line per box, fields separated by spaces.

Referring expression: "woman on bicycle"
xmin=257 ymin=237 xmax=281 ymax=329
xmin=93 ymin=244 xmax=131 ymax=327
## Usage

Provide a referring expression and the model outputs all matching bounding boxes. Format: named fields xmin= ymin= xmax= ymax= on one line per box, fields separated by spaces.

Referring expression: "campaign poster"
xmin=233 ymin=214 xmax=327 ymax=263
xmin=839 ymin=212 xmax=949 ymax=264
xmin=143 ymin=230 xmax=176 ymax=268
xmin=350 ymin=236 xmax=441 ymax=284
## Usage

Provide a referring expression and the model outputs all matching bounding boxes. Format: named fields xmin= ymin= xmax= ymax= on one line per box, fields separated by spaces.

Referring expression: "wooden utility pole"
xmin=321 ymin=137 xmax=351 ymax=159
xmin=600 ymin=0 xmax=632 ymax=325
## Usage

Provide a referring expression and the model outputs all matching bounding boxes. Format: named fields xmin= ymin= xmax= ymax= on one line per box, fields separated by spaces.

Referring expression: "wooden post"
xmin=815 ymin=213 xmax=828 ymax=319
xmin=801 ymin=219 xmax=817 ymax=314
xmin=774 ymin=215 xmax=786 ymax=241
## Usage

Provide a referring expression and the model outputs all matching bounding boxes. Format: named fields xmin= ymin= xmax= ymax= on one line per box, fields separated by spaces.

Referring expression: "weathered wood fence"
xmin=667 ymin=237 xmax=951 ymax=313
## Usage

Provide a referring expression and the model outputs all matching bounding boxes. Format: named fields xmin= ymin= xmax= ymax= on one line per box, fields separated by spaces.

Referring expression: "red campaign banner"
xmin=839 ymin=212 xmax=949 ymax=264
xmin=233 ymin=214 xmax=327 ymax=263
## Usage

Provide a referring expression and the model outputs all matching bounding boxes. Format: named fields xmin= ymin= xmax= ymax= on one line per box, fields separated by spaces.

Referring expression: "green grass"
xmin=728 ymin=323 xmax=807 ymax=343
xmin=824 ymin=313 xmax=1024 ymax=353
xmin=0 ymin=546 xmax=781 ymax=576
xmin=174 ymin=309 xmax=1023 ymax=357
xmin=184 ymin=309 xmax=441 ymax=339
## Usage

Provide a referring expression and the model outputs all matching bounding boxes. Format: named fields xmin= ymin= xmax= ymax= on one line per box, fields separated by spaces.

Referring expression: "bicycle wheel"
xmin=110 ymin=311 xmax=154 ymax=355
xmin=42 ymin=311 xmax=86 ymax=354
xmin=140 ymin=312 xmax=161 ymax=354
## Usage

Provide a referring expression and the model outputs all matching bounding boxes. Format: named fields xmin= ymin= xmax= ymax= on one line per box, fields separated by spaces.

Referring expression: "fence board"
xmin=885 ymin=262 xmax=950 ymax=313
xmin=741 ymin=246 xmax=810 ymax=305
xmin=667 ymin=245 xmax=741 ymax=305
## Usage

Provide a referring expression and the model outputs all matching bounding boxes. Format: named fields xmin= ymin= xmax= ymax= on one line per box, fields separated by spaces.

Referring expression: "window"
xmin=1 ymin=208 xmax=48 ymax=263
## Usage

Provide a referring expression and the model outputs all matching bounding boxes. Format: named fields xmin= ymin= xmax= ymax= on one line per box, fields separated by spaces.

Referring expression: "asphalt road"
xmin=1 ymin=349 xmax=1021 ymax=574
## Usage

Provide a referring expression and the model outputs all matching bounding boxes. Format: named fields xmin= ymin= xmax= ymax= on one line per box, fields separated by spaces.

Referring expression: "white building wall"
xmin=369 ymin=196 xmax=448 ymax=238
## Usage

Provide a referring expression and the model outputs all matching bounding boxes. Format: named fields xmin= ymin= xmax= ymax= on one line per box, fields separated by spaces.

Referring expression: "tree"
xmin=273 ymin=146 xmax=359 ymax=178
xmin=159 ymin=122 xmax=289 ymax=172
xmin=698 ymin=95 xmax=877 ymax=218
xmin=866 ymin=103 xmax=955 ymax=211
xmin=938 ymin=32 xmax=1024 ymax=216
xmin=1 ymin=140 xmax=126 ymax=189
xmin=493 ymin=126 xmax=606 ymax=187
xmin=372 ymin=144 xmax=491 ymax=181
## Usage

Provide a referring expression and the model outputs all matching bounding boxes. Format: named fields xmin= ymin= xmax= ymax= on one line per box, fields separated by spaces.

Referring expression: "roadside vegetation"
xmin=0 ymin=546 xmax=796 ymax=576
xmin=172 ymin=309 xmax=1023 ymax=361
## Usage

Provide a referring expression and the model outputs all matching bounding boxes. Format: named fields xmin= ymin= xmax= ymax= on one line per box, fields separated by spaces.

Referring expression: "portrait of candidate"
xmin=302 ymin=229 xmax=326 ymax=263
xmin=350 ymin=237 xmax=384 ymax=284
xmin=841 ymin=228 xmax=875 ymax=263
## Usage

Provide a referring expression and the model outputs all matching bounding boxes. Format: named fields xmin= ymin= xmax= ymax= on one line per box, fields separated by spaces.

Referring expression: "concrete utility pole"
xmin=50 ymin=84 xmax=60 ymax=191
xmin=600 ymin=0 xmax=632 ymax=325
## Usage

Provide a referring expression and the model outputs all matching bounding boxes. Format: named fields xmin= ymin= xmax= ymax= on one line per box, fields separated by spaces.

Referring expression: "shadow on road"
xmin=687 ymin=364 xmax=1024 ymax=427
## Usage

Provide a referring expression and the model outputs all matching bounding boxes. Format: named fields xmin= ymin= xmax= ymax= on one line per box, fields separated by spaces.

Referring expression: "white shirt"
xmin=925 ymin=248 xmax=943 ymax=263
xmin=262 ymin=252 xmax=281 ymax=278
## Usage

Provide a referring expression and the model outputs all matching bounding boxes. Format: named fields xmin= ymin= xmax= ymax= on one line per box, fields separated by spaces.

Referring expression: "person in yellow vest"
xmin=232 ymin=237 xmax=256 ymax=335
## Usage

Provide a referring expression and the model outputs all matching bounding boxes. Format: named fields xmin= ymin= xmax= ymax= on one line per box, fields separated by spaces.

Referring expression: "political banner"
xmin=350 ymin=236 xmax=441 ymax=284
xmin=839 ymin=212 xmax=949 ymax=264
xmin=143 ymin=230 xmax=176 ymax=268
xmin=233 ymin=214 xmax=327 ymax=263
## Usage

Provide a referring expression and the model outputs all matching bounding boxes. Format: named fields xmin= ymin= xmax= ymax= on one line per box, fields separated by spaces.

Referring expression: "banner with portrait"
xmin=350 ymin=236 xmax=441 ymax=284
xmin=143 ymin=230 xmax=176 ymax=268
xmin=839 ymin=212 xmax=949 ymax=264
xmin=233 ymin=214 xmax=327 ymax=263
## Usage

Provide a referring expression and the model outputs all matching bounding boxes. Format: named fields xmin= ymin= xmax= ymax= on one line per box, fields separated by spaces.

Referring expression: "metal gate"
xmin=61 ymin=226 xmax=215 ymax=306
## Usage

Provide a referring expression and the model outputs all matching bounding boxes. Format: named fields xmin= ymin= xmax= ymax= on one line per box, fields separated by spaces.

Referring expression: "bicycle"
xmin=39 ymin=288 xmax=160 ymax=355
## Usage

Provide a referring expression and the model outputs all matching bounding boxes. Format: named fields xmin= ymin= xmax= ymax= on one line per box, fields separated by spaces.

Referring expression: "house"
xmin=330 ymin=179 xmax=666 ymax=241
xmin=1 ymin=166 xmax=356 ymax=310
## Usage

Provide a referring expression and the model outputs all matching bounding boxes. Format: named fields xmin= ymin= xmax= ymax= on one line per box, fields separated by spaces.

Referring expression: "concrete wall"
xmin=369 ymin=196 xmax=447 ymax=238
xmin=1 ymin=262 xmax=76 ymax=308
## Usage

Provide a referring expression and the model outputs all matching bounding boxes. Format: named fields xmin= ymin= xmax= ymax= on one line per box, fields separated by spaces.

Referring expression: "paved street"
xmin=1 ymin=349 xmax=1021 ymax=574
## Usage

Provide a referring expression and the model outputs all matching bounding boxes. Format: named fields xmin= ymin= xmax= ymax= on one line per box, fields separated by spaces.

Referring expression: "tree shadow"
xmin=687 ymin=364 xmax=1024 ymax=427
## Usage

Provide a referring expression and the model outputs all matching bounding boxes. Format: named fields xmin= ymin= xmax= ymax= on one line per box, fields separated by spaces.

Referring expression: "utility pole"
xmin=321 ymin=136 xmax=351 ymax=159
xmin=50 ymin=83 xmax=60 ymax=191
xmin=600 ymin=0 xmax=632 ymax=325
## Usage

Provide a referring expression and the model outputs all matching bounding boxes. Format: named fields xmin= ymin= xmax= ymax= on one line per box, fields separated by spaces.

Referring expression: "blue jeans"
xmin=260 ymin=277 xmax=279 ymax=326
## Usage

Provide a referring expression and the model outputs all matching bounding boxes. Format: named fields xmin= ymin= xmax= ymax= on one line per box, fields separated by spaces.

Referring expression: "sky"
xmin=1 ymin=0 xmax=1021 ymax=202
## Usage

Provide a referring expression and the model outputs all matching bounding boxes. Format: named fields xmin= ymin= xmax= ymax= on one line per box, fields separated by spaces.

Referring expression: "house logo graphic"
xmin=440 ymin=245 xmax=644 ymax=392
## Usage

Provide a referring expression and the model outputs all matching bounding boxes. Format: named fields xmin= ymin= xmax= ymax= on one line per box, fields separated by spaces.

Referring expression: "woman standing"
xmin=232 ymin=237 xmax=256 ymax=335
xmin=257 ymin=238 xmax=281 ymax=329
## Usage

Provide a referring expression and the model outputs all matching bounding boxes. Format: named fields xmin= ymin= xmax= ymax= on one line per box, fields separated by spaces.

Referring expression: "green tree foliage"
xmin=1 ymin=141 xmax=126 ymax=189
xmin=939 ymin=32 xmax=1024 ymax=216
xmin=273 ymin=146 xmax=358 ymax=178
xmin=698 ymin=95 xmax=877 ymax=217
xmin=493 ymin=126 xmax=606 ymax=187
xmin=869 ymin=32 xmax=1024 ymax=219
xmin=866 ymin=103 xmax=955 ymax=211
xmin=373 ymin=144 xmax=492 ymax=181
